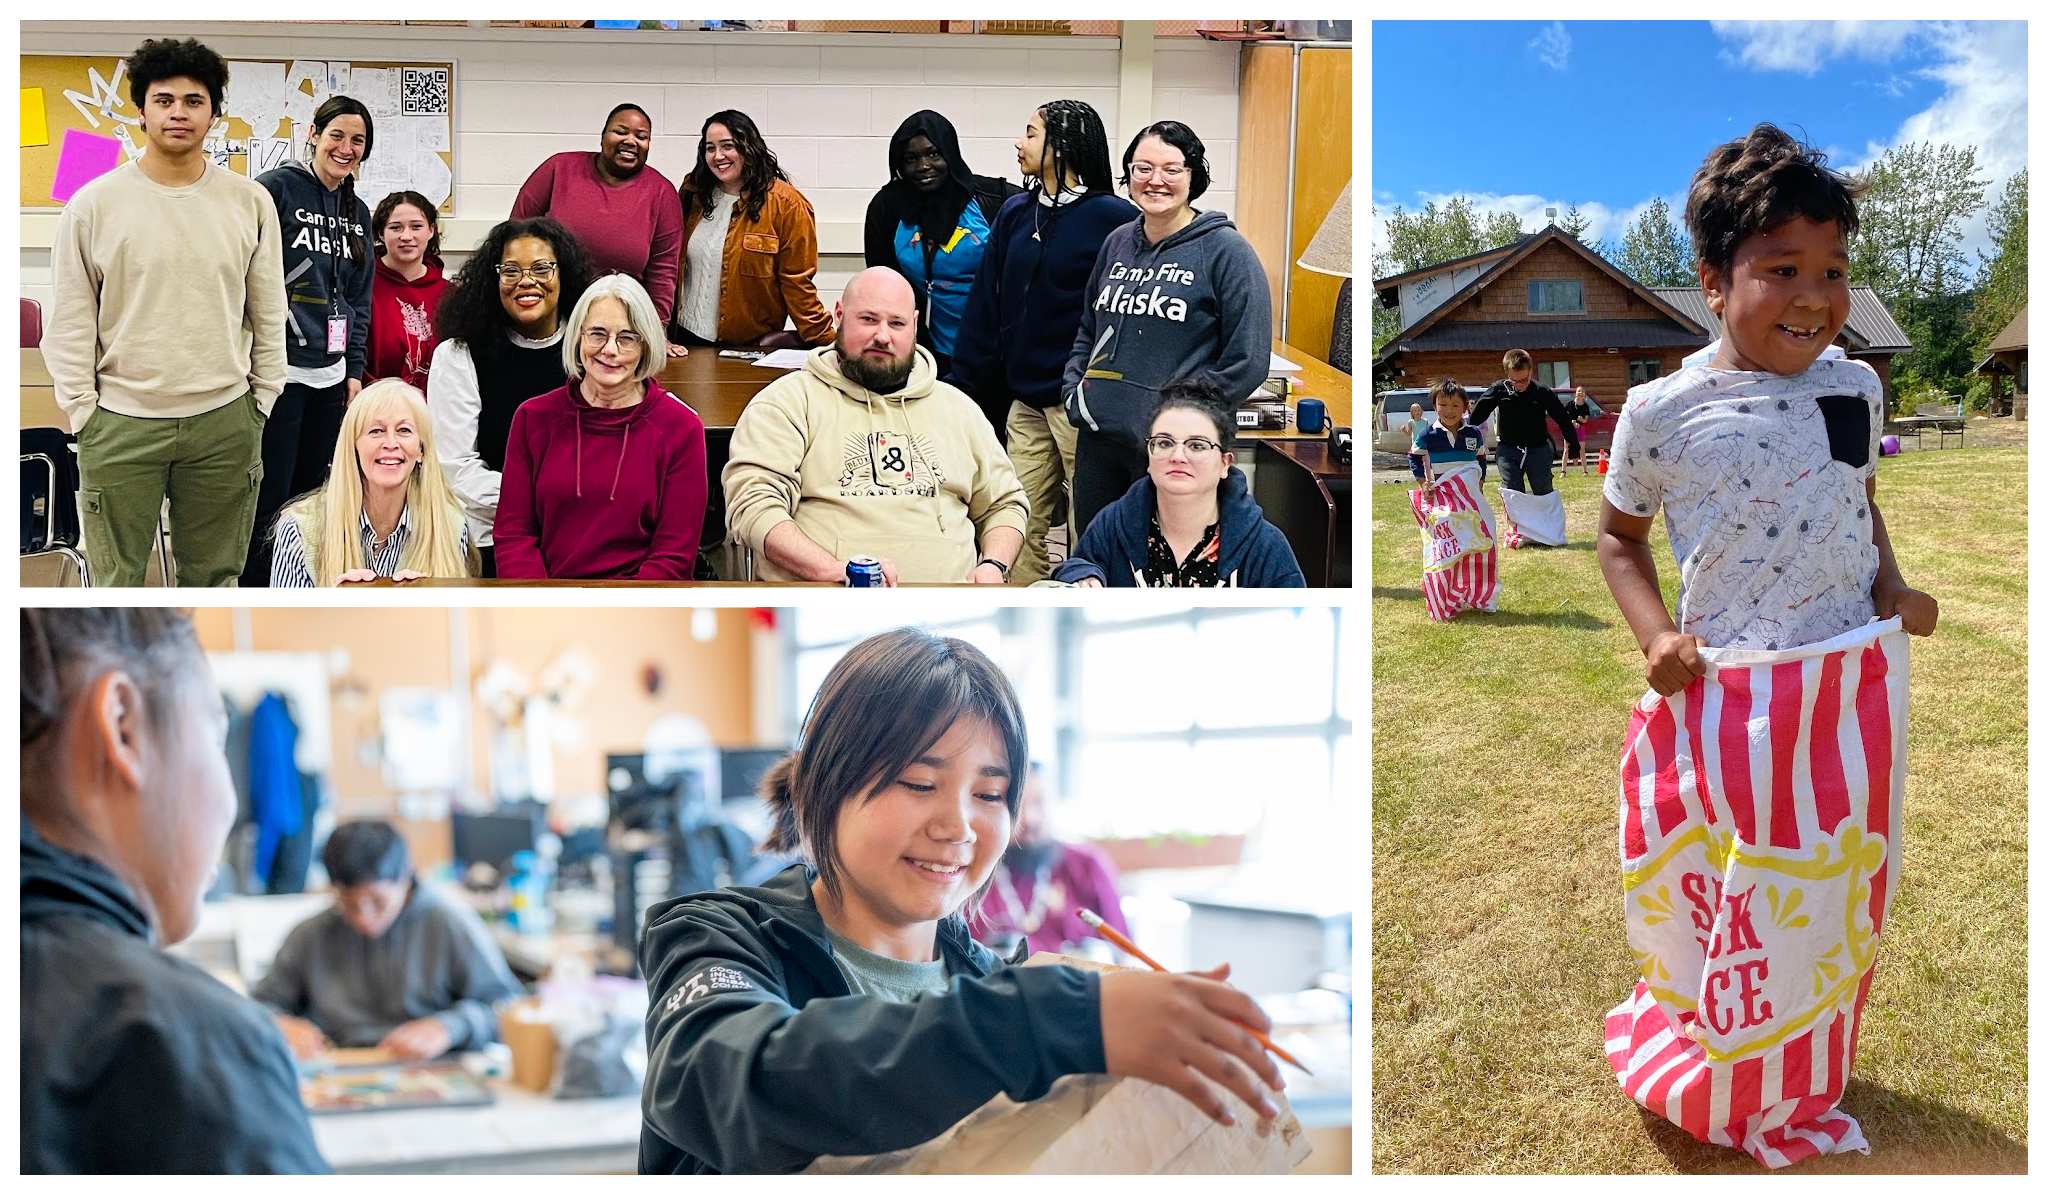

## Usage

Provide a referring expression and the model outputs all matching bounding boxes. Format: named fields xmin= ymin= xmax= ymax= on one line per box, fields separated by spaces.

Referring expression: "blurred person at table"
xmin=949 ymin=99 xmax=1135 ymax=581
xmin=269 ymin=379 xmax=471 ymax=587
xmin=1057 ymin=379 xmax=1303 ymax=588
xmin=1062 ymin=120 xmax=1272 ymax=542
xmin=862 ymin=109 xmax=1021 ymax=382
xmin=255 ymin=820 xmax=521 ymax=1062
xmin=512 ymin=102 xmax=686 ymax=352
xmin=429 ymin=217 xmax=595 ymax=575
xmin=22 ymin=609 xmax=328 ymax=1172
xmin=723 ymin=267 xmax=1026 ymax=585
xmin=494 ymin=274 xmax=708 ymax=580
xmin=43 ymin=38 xmax=285 ymax=587
xmin=362 ymin=190 xmax=452 ymax=392
xmin=976 ymin=762 xmax=1129 ymax=957
xmin=673 ymin=110 xmax=833 ymax=350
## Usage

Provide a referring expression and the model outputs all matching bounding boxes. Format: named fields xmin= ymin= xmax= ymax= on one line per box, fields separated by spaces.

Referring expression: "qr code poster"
xmin=401 ymin=67 xmax=451 ymax=115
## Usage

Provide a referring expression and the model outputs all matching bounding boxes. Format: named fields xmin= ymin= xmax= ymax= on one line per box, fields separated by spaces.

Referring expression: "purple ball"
xmin=1880 ymin=434 xmax=1902 ymax=457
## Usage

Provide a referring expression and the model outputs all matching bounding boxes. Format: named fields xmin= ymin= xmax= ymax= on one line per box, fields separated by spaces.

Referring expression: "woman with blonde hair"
xmin=270 ymin=379 xmax=472 ymax=586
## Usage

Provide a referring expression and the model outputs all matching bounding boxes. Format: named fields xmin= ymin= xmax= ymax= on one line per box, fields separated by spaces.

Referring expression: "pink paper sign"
xmin=52 ymin=129 xmax=123 ymax=204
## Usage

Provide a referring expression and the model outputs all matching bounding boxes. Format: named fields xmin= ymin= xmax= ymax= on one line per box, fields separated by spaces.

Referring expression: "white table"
xmin=311 ymin=1081 xmax=641 ymax=1174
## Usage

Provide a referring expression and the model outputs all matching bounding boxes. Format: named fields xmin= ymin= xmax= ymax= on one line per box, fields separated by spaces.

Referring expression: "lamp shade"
xmin=1296 ymin=180 xmax=1352 ymax=278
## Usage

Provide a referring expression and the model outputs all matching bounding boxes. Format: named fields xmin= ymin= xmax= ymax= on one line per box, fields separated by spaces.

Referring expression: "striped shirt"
xmin=270 ymin=501 xmax=468 ymax=587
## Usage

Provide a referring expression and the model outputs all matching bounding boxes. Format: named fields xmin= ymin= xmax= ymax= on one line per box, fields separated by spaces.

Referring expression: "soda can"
xmin=845 ymin=556 xmax=886 ymax=587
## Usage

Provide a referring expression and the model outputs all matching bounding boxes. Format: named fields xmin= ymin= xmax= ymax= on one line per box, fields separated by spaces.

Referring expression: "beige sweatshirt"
xmin=723 ymin=345 xmax=1029 ymax=582
xmin=43 ymin=161 xmax=287 ymax=432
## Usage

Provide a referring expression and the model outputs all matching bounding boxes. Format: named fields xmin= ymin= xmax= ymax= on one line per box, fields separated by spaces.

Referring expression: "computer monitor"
xmin=451 ymin=809 xmax=541 ymax=873
xmin=720 ymin=748 xmax=786 ymax=804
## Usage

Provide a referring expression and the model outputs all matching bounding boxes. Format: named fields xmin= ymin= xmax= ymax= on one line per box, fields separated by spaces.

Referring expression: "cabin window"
xmin=1627 ymin=358 xmax=1662 ymax=385
xmin=1536 ymin=361 xmax=1572 ymax=389
xmin=1527 ymin=279 xmax=1584 ymax=314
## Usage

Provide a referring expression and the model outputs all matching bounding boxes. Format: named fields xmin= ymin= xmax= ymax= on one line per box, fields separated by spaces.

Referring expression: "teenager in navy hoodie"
xmin=494 ymin=275 xmax=706 ymax=580
xmin=244 ymin=96 xmax=376 ymax=586
xmin=947 ymin=100 xmax=1136 ymax=583
xmin=1056 ymin=379 xmax=1303 ymax=588
xmin=1062 ymin=121 xmax=1272 ymax=541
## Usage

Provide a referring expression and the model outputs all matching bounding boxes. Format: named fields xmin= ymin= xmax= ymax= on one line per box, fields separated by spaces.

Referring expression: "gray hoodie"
xmin=1061 ymin=209 xmax=1272 ymax=443
xmin=251 ymin=881 xmax=521 ymax=1052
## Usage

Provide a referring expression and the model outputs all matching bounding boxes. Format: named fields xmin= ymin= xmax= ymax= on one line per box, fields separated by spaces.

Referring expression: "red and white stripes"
xmin=1411 ymin=464 xmax=1500 ymax=622
xmin=1605 ymin=618 xmax=1909 ymax=1168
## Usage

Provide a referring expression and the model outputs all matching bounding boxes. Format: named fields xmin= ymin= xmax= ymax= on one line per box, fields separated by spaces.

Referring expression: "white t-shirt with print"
xmin=1602 ymin=357 xmax=1885 ymax=651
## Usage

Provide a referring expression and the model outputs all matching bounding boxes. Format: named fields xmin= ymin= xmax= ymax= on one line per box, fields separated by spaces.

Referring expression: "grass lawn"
xmin=1369 ymin=444 xmax=2028 ymax=1174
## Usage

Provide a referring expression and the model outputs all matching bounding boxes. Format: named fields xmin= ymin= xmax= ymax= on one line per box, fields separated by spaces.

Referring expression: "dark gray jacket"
xmin=255 ymin=158 xmax=373 ymax=382
xmin=21 ymin=822 xmax=329 ymax=1173
xmin=251 ymin=881 xmax=521 ymax=1051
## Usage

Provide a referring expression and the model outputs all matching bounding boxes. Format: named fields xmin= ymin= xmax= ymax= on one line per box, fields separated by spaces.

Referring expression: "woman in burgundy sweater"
xmin=363 ymin=191 xmax=451 ymax=392
xmin=494 ymin=274 xmax=706 ymax=580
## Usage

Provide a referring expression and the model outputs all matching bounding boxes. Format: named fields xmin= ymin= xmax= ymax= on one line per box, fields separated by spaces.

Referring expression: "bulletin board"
xmin=19 ymin=53 xmax=456 ymax=213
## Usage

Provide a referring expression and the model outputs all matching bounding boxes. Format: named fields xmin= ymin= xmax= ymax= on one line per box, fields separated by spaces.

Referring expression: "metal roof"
xmin=1386 ymin=318 xmax=1708 ymax=354
xmin=1649 ymin=286 xmax=1913 ymax=353
xmin=1371 ymin=233 xmax=1535 ymax=292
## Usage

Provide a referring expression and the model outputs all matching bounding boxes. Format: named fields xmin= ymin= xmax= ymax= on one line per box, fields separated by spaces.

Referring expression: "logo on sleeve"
xmin=666 ymin=964 xmax=754 ymax=1013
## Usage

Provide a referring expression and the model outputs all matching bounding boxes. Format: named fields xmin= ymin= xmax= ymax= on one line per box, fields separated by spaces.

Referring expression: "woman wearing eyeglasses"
xmin=494 ymin=274 xmax=706 ymax=581
xmin=1056 ymin=378 xmax=1303 ymax=588
xmin=428 ymin=217 xmax=594 ymax=575
xmin=1060 ymin=120 xmax=1272 ymax=543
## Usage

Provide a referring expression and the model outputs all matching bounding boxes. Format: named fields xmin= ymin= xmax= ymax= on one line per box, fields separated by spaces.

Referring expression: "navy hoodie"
xmin=1054 ymin=466 xmax=1305 ymax=587
xmin=257 ymin=158 xmax=374 ymax=385
xmin=1062 ymin=210 xmax=1272 ymax=443
xmin=20 ymin=821 xmax=329 ymax=1173
xmin=946 ymin=188 xmax=1137 ymax=409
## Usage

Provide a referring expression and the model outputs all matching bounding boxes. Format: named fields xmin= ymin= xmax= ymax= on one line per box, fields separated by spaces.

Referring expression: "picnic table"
xmin=1888 ymin=411 xmax=1967 ymax=449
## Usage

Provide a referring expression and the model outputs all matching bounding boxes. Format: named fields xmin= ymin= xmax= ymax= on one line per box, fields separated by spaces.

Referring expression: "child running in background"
xmin=1408 ymin=379 xmax=1486 ymax=483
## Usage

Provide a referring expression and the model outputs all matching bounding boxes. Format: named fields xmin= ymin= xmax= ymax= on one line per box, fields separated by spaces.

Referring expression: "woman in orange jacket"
xmin=673 ymin=110 xmax=834 ymax=350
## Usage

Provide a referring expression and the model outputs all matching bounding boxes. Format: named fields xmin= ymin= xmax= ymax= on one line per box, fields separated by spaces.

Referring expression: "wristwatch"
xmin=977 ymin=557 xmax=1012 ymax=580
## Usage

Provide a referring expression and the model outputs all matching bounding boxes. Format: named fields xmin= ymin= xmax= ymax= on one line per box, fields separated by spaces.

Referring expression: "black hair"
xmin=308 ymin=95 xmax=377 ymax=266
xmin=1151 ymin=376 xmax=1236 ymax=453
xmin=1686 ymin=122 xmax=1863 ymax=277
xmin=372 ymin=189 xmax=441 ymax=261
xmin=435 ymin=216 xmax=596 ymax=349
xmin=125 ymin=38 xmax=228 ymax=118
xmin=1036 ymin=100 xmax=1115 ymax=198
xmin=604 ymin=102 xmax=652 ymax=129
xmin=762 ymin=628 xmax=1029 ymax=910
xmin=681 ymin=110 xmax=789 ymax=224
xmin=1120 ymin=120 xmax=1211 ymax=202
xmin=322 ymin=820 xmax=412 ymax=887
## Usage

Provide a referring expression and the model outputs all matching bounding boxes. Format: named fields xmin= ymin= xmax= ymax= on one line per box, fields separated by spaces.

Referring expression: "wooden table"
xmin=1243 ymin=339 xmax=1353 ymax=442
xmin=22 ymin=348 xmax=61 ymax=429
xmin=1253 ymin=438 xmax=1351 ymax=588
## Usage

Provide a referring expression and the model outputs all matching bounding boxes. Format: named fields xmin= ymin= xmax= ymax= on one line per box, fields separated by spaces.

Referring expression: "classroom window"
xmin=1628 ymin=357 xmax=1662 ymax=385
xmin=1527 ymin=279 xmax=1584 ymax=314
xmin=1535 ymin=361 xmax=1571 ymax=390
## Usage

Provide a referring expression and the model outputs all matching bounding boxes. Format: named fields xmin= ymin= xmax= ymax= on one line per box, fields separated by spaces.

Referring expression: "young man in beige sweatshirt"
xmin=42 ymin=38 xmax=286 ymax=587
xmin=723 ymin=267 xmax=1026 ymax=585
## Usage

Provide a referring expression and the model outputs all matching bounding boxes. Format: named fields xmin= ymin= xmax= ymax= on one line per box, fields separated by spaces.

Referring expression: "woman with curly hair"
xmin=674 ymin=110 xmax=833 ymax=349
xmin=427 ymin=216 xmax=593 ymax=574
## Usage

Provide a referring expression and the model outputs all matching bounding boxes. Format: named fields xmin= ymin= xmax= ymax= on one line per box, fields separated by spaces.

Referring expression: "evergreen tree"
xmin=1558 ymin=203 xmax=1592 ymax=240
xmin=1613 ymin=198 xmax=1693 ymax=286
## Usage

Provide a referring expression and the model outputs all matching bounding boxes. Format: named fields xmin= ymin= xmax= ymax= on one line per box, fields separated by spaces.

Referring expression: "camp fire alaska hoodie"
xmin=722 ymin=344 xmax=1028 ymax=582
xmin=255 ymin=158 xmax=374 ymax=388
xmin=1061 ymin=209 xmax=1272 ymax=446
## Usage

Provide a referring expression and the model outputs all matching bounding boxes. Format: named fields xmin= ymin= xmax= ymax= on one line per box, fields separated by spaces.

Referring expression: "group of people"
xmin=23 ymin=611 xmax=1269 ymax=1173
xmin=1405 ymin=351 xmax=1601 ymax=493
xmin=44 ymin=37 xmax=1307 ymax=589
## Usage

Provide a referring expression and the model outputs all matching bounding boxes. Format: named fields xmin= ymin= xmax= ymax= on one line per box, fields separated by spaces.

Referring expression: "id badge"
xmin=327 ymin=316 xmax=348 ymax=354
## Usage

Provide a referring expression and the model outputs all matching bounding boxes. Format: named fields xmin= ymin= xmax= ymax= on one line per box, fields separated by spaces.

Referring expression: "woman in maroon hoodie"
xmin=494 ymin=274 xmax=706 ymax=580
xmin=364 ymin=191 xmax=451 ymax=392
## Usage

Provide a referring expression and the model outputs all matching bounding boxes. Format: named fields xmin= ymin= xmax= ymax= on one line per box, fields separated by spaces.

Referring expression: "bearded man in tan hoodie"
xmin=723 ymin=268 xmax=1027 ymax=585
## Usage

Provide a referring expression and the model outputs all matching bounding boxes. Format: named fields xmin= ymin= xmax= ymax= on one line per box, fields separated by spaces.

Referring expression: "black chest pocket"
xmin=1816 ymin=394 xmax=1870 ymax=469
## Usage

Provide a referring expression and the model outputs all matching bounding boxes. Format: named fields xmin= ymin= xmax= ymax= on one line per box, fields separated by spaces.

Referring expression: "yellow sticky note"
xmin=22 ymin=88 xmax=49 ymax=148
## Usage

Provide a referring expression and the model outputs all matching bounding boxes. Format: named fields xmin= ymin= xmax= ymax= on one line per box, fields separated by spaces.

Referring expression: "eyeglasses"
xmin=580 ymin=328 xmax=644 ymax=353
xmin=495 ymin=262 xmax=558 ymax=283
xmin=1146 ymin=434 xmax=1221 ymax=457
xmin=1128 ymin=162 xmax=1189 ymax=181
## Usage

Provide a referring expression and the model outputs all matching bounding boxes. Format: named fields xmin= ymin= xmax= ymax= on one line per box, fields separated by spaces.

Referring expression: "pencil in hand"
xmin=1077 ymin=908 xmax=1313 ymax=1076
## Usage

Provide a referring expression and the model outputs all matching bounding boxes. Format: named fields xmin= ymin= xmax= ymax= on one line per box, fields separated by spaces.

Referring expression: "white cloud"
xmin=1712 ymin=20 xmax=1921 ymax=74
xmin=1529 ymin=21 xmax=1571 ymax=71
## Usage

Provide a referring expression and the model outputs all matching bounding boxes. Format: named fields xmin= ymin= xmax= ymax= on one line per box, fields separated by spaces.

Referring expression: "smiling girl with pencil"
xmin=637 ymin=627 xmax=1284 ymax=1174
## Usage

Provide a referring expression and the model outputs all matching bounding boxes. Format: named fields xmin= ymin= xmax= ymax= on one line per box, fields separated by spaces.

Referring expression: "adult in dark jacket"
xmin=638 ymin=627 xmax=1283 ymax=1174
xmin=1062 ymin=121 xmax=1272 ymax=542
xmin=862 ymin=110 xmax=1021 ymax=381
xmin=20 ymin=608 xmax=328 ymax=1174
xmin=244 ymin=95 xmax=377 ymax=587
xmin=1056 ymin=380 xmax=1304 ymax=588
xmin=948 ymin=99 xmax=1135 ymax=581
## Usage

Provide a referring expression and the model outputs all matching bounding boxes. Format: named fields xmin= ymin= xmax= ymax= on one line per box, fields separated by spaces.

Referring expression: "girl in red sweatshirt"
xmin=364 ymin=191 xmax=451 ymax=393
xmin=494 ymin=276 xmax=707 ymax=580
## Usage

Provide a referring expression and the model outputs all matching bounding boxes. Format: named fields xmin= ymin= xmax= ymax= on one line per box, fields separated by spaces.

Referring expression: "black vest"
xmin=471 ymin=331 xmax=568 ymax=472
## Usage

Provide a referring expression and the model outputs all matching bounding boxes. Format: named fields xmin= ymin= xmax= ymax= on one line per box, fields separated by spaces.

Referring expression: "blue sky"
xmin=1372 ymin=20 xmax=2027 ymax=261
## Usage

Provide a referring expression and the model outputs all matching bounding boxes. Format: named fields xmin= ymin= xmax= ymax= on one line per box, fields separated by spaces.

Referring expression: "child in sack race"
xmin=1594 ymin=122 xmax=1936 ymax=1168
